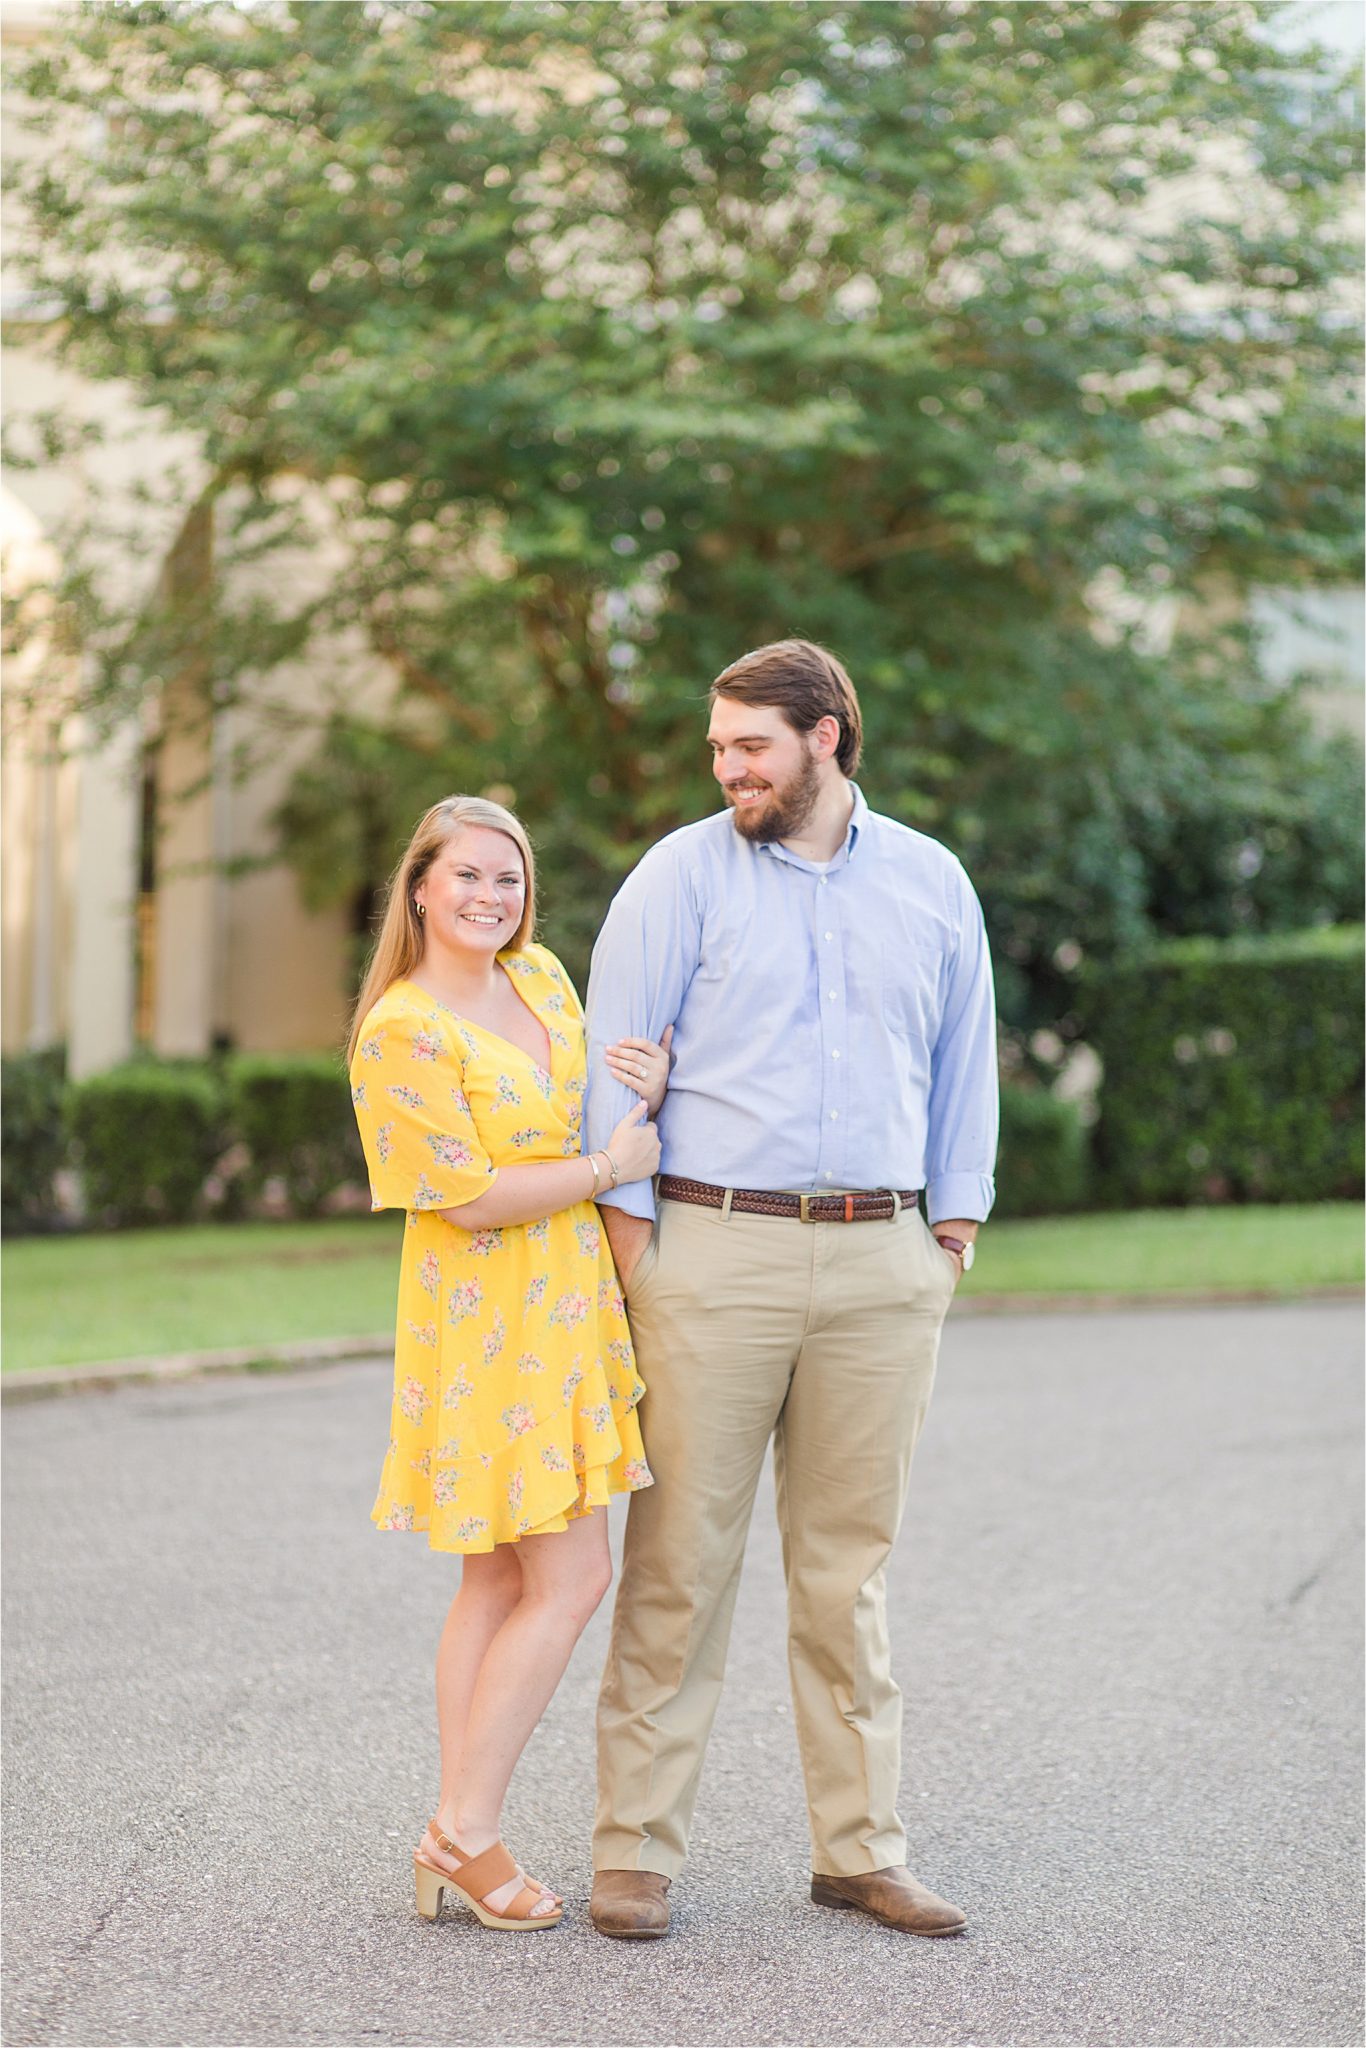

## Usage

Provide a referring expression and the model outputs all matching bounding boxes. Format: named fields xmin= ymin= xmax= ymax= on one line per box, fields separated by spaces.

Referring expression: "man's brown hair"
xmin=709 ymin=639 xmax=863 ymax=777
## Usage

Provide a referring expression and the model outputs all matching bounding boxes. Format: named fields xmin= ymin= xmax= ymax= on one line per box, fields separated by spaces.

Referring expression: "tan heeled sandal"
xmin=413 ymin=1820 xmax=564 ymax=1931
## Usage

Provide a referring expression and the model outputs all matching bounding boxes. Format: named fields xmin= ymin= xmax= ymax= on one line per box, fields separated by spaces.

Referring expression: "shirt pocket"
xmin=880 ymin=934 xmax=946 ymax=1048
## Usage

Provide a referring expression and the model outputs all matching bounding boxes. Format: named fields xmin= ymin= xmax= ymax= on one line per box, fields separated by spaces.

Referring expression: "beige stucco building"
xmin=2 ymin=474 xmax=374 ymax=1079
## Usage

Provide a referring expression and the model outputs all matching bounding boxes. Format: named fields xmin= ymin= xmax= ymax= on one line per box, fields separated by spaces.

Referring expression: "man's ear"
xmin=810 ymin=714 xmax=842 ymax=762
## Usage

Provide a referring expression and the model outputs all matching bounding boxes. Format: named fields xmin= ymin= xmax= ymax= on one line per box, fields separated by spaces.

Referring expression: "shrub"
xmin=227 ymin=1053 xmax=364 ymax=1217
xmin=67 ymin=1060 xmax=227 ymax=1226
xmin=994 ymin=1086 xmax=1089 ymax=1219
xmin=1 ymin=1045 xmax=68 ymax=1233
xmin=1080 ymin=924 xmax=1364 ymax=1207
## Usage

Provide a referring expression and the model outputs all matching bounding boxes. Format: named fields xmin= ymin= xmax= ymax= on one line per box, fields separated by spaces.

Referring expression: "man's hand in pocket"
xmin=602 ymin=1208 xmax=654 ymax=1292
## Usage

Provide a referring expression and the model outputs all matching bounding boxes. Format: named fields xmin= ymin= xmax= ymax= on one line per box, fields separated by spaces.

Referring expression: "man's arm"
xmin=583 ymin=844 xmax=702 ymax=1226
xmin=925 ymin=863 xmax=999 ymax=1229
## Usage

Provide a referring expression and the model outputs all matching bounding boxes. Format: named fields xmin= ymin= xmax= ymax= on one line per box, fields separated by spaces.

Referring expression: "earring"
xmin=415 ymin=902 xmax=426 ymax=916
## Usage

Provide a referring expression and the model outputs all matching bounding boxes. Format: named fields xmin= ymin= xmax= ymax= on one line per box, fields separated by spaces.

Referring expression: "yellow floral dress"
xmin=349 ymin=944 xmax=652 ymax=1554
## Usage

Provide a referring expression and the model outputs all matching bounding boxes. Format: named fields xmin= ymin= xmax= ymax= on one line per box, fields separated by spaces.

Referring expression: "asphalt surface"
xmin=3 ymin=1301 xmax=1362 ymax=2048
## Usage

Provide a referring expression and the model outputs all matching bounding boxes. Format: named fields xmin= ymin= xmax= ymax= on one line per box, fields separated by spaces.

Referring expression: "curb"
xmin=0 ymin=1333 xmax=391 ymax=1404
xmin=3 ymin=1287 xmax=1359 ymax=1405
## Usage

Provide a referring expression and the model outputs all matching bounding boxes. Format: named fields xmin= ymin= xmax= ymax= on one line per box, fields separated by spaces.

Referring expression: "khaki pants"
xmin=594 ymin=1194 xmax=955 ymax=1879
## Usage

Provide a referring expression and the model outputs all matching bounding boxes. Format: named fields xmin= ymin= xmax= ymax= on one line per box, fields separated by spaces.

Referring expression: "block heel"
xmin=414 ymin=1857 xmax=448 ymax=1921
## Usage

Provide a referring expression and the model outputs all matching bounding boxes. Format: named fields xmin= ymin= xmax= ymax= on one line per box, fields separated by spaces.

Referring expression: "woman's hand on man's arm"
xmin=604 ymin=1026 xmax=674 ymax=1117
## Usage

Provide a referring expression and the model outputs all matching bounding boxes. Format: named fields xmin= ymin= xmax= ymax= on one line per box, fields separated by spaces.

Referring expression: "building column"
xmin=68 ymin=717 xmax=139 ymax=1080
xmin=146 ymin=497 xmax=219 ymax=1060
xmin=150 ymin=711 xmax=217 ymax=1058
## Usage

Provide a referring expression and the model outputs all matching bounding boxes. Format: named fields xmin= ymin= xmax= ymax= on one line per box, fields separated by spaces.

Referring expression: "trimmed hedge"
xmin=1 ymin=1046 xmax=67 ymax=1233
xmin=228 ymin=1053 xmax=364 ymax=1217
xmin=994 ymin=1087 xmax=1089 ymax=1219
xmin=66 ymin=1061 xmax=227 ymax=1228
xmin=1081 ymin=924 xmax=1364 ymax=1208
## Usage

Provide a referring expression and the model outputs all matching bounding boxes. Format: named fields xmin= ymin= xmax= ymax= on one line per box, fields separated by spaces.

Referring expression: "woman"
xmin=347 ymin=795 xmax=668 ymax=1932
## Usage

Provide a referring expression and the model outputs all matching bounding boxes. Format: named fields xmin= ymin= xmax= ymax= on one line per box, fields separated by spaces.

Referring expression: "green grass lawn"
xmin=2 ymin=1203 xmax=1361 ymax=1374
xmin=957 ymin=1201 xmax=1363 ymax=1301
xmin=2 ymin=1216 xmax=403 ymax=1373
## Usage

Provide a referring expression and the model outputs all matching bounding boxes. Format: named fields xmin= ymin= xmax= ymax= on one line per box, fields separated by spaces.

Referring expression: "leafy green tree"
xmin=7 ymin=0 xmax=1362 ymax=1016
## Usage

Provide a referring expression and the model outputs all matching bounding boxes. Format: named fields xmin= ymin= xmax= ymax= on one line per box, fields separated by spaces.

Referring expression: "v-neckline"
xmin=399 ymin=967 xmax=553 ymax=1079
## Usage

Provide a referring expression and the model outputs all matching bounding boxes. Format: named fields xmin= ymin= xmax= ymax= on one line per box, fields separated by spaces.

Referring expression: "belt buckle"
xmin=798 ymin=1193 xmax=812 ymax=1223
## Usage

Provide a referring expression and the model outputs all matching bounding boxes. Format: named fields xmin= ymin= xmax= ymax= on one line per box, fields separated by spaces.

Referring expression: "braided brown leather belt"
xmin=657 ymin=1175 xmax=921 ymax=1223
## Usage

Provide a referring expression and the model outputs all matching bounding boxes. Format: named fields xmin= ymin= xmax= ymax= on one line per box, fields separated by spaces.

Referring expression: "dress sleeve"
xmin=532 ymin=945 xmax=585 ymax=1022
xmin=349 ymin=1004 xmax=498 ymax=1213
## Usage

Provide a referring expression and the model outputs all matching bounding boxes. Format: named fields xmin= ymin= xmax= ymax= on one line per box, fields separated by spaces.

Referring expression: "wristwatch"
xmin=934 ymin=1233 xmax=976 ymax=1272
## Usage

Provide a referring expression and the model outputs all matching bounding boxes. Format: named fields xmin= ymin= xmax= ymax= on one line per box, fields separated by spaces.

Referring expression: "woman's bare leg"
xmin=434 ymin=1548 xmax=523 ymax=1813
xmin=419 ymin=1548 xmax=555 ymax=1904
xmin=439 ymin=1510 xmax=613 ymax=1916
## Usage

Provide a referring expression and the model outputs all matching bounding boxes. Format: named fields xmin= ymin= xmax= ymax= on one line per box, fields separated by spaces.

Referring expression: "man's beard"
xmin=726 ymin=748 xmax=822 ymax=844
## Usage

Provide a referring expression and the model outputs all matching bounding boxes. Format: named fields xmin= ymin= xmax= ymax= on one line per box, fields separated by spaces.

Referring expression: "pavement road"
xmin=3 ymin=1301 xmax=1362 ymax=2048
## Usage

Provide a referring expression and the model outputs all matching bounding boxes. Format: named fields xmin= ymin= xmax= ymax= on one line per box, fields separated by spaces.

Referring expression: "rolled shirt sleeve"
xmin=924 ymin=862 xmax=999 ymax=1225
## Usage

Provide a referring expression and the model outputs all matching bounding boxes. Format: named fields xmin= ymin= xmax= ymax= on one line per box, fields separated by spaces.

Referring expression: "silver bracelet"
xmin=587 ymin=1153 xmax=602 ymax=1195
xmin=603 ymin=1149 xmax=621 ymax=1189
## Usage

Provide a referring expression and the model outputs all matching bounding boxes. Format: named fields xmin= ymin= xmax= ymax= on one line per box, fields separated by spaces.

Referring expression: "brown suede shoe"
xmin=810 ymin=1866 xmax=966 ymax=1936
xmin=590 ymin=1869 xmax=672 ymax=1940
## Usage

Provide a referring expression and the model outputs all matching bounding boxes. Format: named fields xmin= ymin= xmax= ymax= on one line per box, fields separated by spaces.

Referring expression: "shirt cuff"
xmin=926 ymin=1172 xmax=995 ymax=1226
xmin=594 ymin=1178 xmax=657 ymax=1224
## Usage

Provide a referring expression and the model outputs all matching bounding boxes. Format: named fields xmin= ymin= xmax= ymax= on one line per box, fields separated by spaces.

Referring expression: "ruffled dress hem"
xmin=371 ymin=1370 xmax=653 ymax=1554
xmin=371 ymin=1463 xmax=654 ymax=1554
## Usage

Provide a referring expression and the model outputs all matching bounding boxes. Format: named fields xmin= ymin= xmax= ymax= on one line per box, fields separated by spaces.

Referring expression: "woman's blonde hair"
xmin=346 ymin=795 xmax=537 ymax=1064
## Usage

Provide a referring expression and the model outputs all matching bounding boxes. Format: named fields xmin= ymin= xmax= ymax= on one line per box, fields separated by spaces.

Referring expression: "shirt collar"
xmin=758 ymin=782 xmax=866 ymax=874
xmin=846 ymin=783 xmax=868 ymax=856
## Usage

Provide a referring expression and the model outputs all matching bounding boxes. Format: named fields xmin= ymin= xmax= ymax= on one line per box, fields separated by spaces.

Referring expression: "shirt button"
xmin=827 ymin=990 xmax=837 ymax=1001
xmin=824 ymin=931 xmax=833 ymax=941
xmin=819 ymin=876 xmax=828 ymax=887
xmin=830 ymin=1110 xmax=838 ymax=1120
xmin=823 ymin=1171 xmax=834 ymax=1181
xmin=831 ymin=1049 xmax=841 ymax=1060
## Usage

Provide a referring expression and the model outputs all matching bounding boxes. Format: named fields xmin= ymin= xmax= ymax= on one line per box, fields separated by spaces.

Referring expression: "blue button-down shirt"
xmin=583 ymin=785 xmax=998 ymax=1225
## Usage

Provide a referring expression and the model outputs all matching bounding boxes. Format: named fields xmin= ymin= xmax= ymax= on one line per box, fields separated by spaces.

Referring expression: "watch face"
xmin=961 ymin=1241 xmax=975 ymax=1272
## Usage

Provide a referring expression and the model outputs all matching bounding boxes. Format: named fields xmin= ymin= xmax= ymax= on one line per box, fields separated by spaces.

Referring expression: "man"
xmin=582 ymin=639 xmax=998 ymax=1939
